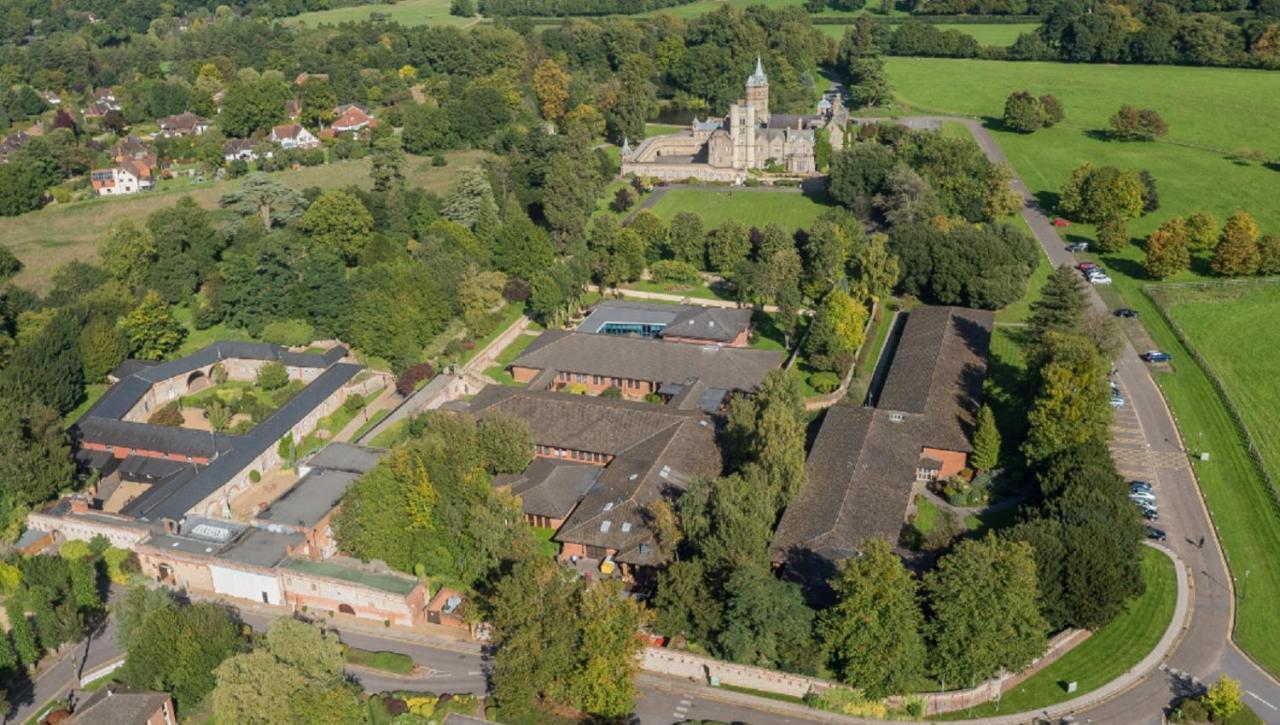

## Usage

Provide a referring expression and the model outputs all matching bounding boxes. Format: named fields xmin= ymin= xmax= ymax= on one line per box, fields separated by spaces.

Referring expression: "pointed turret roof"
xmin=747 ymin=56 xmax=768 ymax=88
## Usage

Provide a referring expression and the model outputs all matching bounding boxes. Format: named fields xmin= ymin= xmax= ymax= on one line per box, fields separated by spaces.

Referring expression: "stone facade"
xmin=622 ymin=59 xmax=836 ymax=183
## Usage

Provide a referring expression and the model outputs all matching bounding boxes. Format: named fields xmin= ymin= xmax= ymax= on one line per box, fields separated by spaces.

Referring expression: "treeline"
xmin=907 ymin=0 xmax=1253 ymax=15
xmin=479 ymin=0 xmax=698 ymax=16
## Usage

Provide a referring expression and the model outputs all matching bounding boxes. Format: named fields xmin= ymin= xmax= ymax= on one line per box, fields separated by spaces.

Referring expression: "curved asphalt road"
xmin=909 ymin=116 xmax=1280 ymax=724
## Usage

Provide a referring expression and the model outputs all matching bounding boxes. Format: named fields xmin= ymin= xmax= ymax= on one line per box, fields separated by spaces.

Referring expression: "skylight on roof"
xmin=600 ymin=520 xmax=612 ymax=532
xmin=621 ymin=522 xmax=632 ymax=533
xmin=603 ymin=501 xmax=614 ymax=511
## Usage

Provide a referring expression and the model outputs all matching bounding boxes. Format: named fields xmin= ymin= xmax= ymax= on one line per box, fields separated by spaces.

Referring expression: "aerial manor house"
xmin=621 ymin=59 xmax=846 ymax=182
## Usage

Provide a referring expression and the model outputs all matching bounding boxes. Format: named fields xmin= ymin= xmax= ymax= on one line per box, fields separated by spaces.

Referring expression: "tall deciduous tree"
xmin=819 ymin=539 xmax=926 ymax=697
xmin=1211 ymin=209 xmax=1261 ymax=277
xmin=298 ymin=190 xmax=374 ymax=264
xmin=118 ymin=291 xmax=185 ymax=361
xmin=1143 ymin=217 xmax=1190 ymax=280
xmin=532 ymin=59 xmax=570 ymax=122
xmin=119 ymin=602 xmax=242 ymax=710
xmin=1023 ymin=332 xmax=1111 ymax=463
xmin=717 ymin=565 xmax=818 ymax=673
xmin=925 ymin=535 xmax=1048 ymax=686
xmin=1185 ymin=211 xmax=1219 ymax=251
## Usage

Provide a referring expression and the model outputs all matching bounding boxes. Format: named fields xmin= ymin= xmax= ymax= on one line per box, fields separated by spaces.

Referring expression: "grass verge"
xmin=345 ymin=647 xmax=415 ymax=675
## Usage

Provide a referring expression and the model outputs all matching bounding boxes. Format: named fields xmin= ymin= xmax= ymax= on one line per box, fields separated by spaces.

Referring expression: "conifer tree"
xmin=970 ymin=404 xmax=1001 ymax=472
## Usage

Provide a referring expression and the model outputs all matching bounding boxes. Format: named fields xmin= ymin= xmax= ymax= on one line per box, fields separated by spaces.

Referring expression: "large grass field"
xmin=886 ymin=58 xmax=1280 ymax=242
xmin=818 ymin=22 xmax=1038 ymax=44
xmin=0 ymin=151 xmax=486 ymax=291
xmin=646 ymin=188 xmax=832 ymax=231
xmin=288 ymin=0 xmax=477 ymax=27
xmin=939 ymin=547 xmax=1177 ymax=719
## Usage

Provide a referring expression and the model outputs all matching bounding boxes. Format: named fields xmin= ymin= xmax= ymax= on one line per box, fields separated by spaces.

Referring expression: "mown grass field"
xmin=646 ymin=188 xmax=832 ymax=231
xmin=940 ymin=547 xmax=1177 ymax=719
xmin=818 ymin=22 xmax=1038 ymax=44
xmin=886 ymin=58 xmax=1280 ymax=243
xmin=0 ymin=151 xmax=486 ymax=291
xmin=288 ymin=0 xmax=477 ymax=27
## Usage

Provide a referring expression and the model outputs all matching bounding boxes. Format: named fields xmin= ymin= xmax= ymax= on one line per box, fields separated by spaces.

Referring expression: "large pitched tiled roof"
xmin=771 ymin=306 xmax=994 ymax=566
xmin=510 ymin=330 xmax=781 ymax=392
xmin=464 ymin=386 xmax=722 ymax=565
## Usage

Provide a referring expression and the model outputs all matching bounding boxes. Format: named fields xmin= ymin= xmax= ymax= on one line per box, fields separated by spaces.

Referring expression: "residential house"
xmin=770 ymin=306 xmax=994 ymax=596
xmin=578 ymin=300 xmax=753 ymax=347
xmin=506 ymin=329 xmax=782 ymax=407
xmin=157 ymin=111 xmax=209 ymax=138
xmin=224 ymin=138 xmax=271 ymax=162
xmin=70 ymin=684 xmax=175 ymax=725
xmin=38 ymin=90 xmax=61 ymax=107
xmin=270 ymin=123 xmax=320 ymax=150
xmin=284 ymin=98 xmax=301 ymax=120
xmin=331 ymin=103 xmax=374 ymax=134
xmin=90 ymin=161 xmax=153 ymax=195
xmin=111 ymin=136 xmax=157 ymax=167
xmin=463 ymin=386 xmax=723 ymax=578
xmin=83 ymin=88 xmax=121 ymax=119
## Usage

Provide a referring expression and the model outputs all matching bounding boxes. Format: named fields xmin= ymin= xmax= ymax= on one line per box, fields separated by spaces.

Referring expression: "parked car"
xmin=1078 ymin=262 xmax=1099 ymax=272
xmin=1141 ymin=351 xmax=1172 ymax=363
xmin=1130 ymin=490 xmax=1156 ymax=504
xmin=1090 ymin=274 xmax=1113 ymax=285
xmin=1141 ymin=506 xmax=1160 ymax=521
xmin=1131 ymin=480 xmax=1153 ymax=493
xmin=1066 ymin=241 xmax=1089 ymax=252
xmin=1115 ymin=308 xmax=1139 ymax=318
xmin=1054 ymin=218 xmax=1072 ymax=227
xmin=1146 ymin=526 xmax=1167 ymax=542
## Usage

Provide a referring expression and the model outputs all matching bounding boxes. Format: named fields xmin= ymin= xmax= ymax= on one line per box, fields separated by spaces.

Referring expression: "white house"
xmin=270 ymin=123 xmax=320 ymax=150
xmin=90 ymin=160 xmax=153 ymax=196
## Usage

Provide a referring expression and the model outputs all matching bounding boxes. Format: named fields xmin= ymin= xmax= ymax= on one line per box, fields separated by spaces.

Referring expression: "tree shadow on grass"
xmin=1032 ymin=190 xmax=1061 ymax=215
xmin=1101 ymin=254 xmax=1147 ymax=282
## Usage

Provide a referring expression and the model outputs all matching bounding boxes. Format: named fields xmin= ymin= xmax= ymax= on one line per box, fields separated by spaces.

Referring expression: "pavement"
xmin=919 ymin=116 xmax=1280 ymax=724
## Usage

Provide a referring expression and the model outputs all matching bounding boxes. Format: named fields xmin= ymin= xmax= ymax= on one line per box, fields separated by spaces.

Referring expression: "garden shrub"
xmin=650 ymin=259 xmax=701 ymax=284
xmin=272 ymin=380 xmax=305 ymax=408
xmin=147 ymin=401 xmax=183 ymax=427
xmin=59 ymin=540 xmax=91 ymax=560
xmin=396 ymin=363 xmax=435 ymax=396
xmin=343 ymin=393 xmax=366 ymax=414
xmin=249 ymin=470 xmax=261 ymax=483
xmin=256 ymin=361 xmax=289 ymax=391
xmin=809 ymin=371 xmax=841 ymax=394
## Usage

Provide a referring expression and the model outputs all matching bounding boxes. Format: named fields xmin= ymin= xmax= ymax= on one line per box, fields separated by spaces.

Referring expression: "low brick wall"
xmin=642 ymin=626 xmax=1091 ymax=713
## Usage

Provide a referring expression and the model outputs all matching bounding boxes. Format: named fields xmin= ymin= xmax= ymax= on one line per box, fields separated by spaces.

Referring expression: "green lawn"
xmin=64 ymin=383 xmax=106 ymax=427
xmin=818 ymin=22 xmax=1039 ymax=44
xmin=1139 ymin=282 xmax=1280 ymax=674
xmin=620 ymin=278 xmax=735 ymax=302
xmin=885 ymin=58 xmax=1280 ymax=242
xmin=351 ymin=408 xmax=392 ymax=442
xmin=370 ymin=418 xmax=412 ymax=449
xmin=345 ymin=647 xmax=416 ymax=675
xmin=939 ymin=547 xmax=1176 ymax=719
xmin=647 ymin=189 xmax=832 ymax=232
xmin=912 ymin=494 xmax=941 ymax=535
xmin=995 ymin=227 xmax=1052 ymax=325
xmin=484 ymin=332 xmax=539 ymax=386
xmin=532 ymin=526 xmax=560 ymax=558
xmin=288 ymin=0 xmax=476 ymax=26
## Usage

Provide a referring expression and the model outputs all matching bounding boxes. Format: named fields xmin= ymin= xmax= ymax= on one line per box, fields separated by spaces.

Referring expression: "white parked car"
xmin=1089 ymin=274 xmax=1113 ymax=284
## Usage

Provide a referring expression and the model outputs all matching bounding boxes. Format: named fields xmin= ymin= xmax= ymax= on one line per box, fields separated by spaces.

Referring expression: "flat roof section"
xmin=279 ymin=557 xmax=419 ymax=595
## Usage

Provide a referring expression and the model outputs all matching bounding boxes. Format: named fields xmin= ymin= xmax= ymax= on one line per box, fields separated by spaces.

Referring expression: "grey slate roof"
xmin=661 ymin=306 xmax=752 ymax=343
xmin=258 ymin=468 xmax=362 ymax=529
xmin=219 ymin=527 xmax=301 ymax=568
xmin=770 ymin=306 xmax=994 ymax=567
xmin=463 ymin=387 xmax=722 ymax=565
xmin=494 ymin=458 xmax=601 ymax=520
xmin=71 ymin=684 xmax=170 ymax=724
xmin=301 ymin=442 xmax=385 ymax=475
xmin=119 ymin=362 xmax=362 ymax=522
xmin=75 ymin=419 xmax=236 ymax=459
xmin=510 ymin=330 xmax=780 ymax=392
xmin=578 ymin=300 xmax=683 ymax=334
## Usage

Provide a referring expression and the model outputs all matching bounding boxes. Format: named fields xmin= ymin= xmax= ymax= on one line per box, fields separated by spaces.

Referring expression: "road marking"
xmin=468 ymin=670 xmax=483 ymax=676
xmin=1247 ymin=691 xmax=1278 ymax=710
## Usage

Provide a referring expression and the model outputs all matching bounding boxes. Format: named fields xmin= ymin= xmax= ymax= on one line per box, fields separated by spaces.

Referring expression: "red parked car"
xmin=1053 ymin=218 xmax=1071 ymax=227
xmin=1079 ymin=262 xmax=1099 ymax=272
